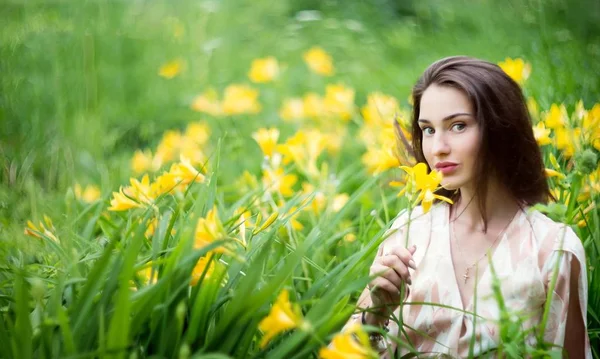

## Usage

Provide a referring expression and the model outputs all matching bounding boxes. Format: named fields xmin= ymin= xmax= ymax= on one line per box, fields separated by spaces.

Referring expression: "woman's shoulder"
xmin=525 ymin=207 xmax=585 ymax=257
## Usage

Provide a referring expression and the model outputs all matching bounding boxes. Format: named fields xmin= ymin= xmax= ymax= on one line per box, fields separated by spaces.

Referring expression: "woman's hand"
xmin=367 ymin=244 xmax=417 ymax=317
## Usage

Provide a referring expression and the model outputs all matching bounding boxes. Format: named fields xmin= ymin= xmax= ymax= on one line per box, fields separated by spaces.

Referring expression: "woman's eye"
xmin=452 ymin=123 xmax=466 ymax=132
xmin=422 ymin=127 xmax=434 ymax=135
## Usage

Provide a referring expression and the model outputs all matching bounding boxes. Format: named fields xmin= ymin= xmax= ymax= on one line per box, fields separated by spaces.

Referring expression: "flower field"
xmin=1 ymin=0 xmax=599 ymax=358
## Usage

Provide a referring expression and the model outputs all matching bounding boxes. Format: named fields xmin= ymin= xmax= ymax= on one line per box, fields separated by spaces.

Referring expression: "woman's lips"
xmin=435 ymin=163 xmax=458 ymax=175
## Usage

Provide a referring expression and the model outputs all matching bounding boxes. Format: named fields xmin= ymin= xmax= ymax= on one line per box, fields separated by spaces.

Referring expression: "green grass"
xmin=1 ymin=0 xmax=599 ymax=357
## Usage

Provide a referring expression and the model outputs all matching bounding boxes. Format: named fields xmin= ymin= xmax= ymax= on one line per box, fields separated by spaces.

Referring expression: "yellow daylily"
xmin=498 ymin=57 xmax=531 ymax=85
xmin=279 ymin=98 xmax=306 ymax=122
xmin=191 ymin=89 xmax=223 ymax=116
xmin=190 ymin=256 xmax=215 ymax=286
xmin=24 ymin=215 xmax=58 ymax=242
xmin=324 ymin=84 xmax=355 ymax=121
xmin=303 ymin=92 xmax=326 ymax=119
xmin=319 ymin=324 xmax=377 ymax=359
xmin=583 ymin=103 xmax=600 ymax=150
xmin=252 ymin=128 xmax=280 ymax=158
xmin=527 ymin=97 xmax=539 ymax=120
xmin=303 ymin=46 xmax=334 ymax=76
xmin=158 ymin=59 xmax=184 ymax=79
xmin=532 ymin=122 xmax=552 ymax=146
xmin=168 ymin=156 xmax=206 ymax=186
xmin=155 ymin=130 xmax=184 ymax=164
xmin=554 ymin=127 xmax=580 ymax=158
xmin=398 ymin=163 xmax=453 ymax=213
xmin=252 ymin=212 xmax=279 ymax=235
xmin=248 ymin=56 xmax=280 ymax=83
xmin=150 ymin=172 xmax=178 ymax=197
xmin=545 ymin=168 xmax=566 ymax=179
xmin=332 ymin=193 xmax=350 ymax=212
xmin=362 ymin=147 xmax=400 ymax=175
xmin=222 ymin=84 xmax=261 ymax=115
xmin=74 ymin=183 xmax=101 ymax=203
xmin=301 ymin=183 xmax=326 ymax=215
xmin=184 ymin=121 xmax=211 ymax=145
xmin=137 ymin=262 xmax=159 ymax=286
xmin=108 ymin=187 xmax=145 ymax=211
xmin=262 ymin=168 xmax=298 ymax=197
xmin=258 ymin=289 xmax=307 ymax=348
xmin=361 ymin=92 xmax=400 ymax=127
xmin=194 ymin=206 xmax=227 ymax=252
xmin=132 ymin=149 xmax=162 ymax=174
xmin=544 ymin=104 xmax=568 ymax=130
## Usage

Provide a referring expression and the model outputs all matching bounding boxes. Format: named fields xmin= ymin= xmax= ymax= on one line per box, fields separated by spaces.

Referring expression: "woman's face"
xmin=418 ymin=84 xmax=481 ymax=191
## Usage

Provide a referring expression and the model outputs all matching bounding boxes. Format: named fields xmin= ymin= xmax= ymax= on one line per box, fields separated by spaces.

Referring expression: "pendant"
xmin=463 ymin=268 xmax=470 ymax=284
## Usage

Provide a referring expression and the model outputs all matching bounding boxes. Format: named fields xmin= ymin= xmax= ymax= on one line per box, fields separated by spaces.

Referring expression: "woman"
xmin=347 ymin=56 xmax=591 ymax=358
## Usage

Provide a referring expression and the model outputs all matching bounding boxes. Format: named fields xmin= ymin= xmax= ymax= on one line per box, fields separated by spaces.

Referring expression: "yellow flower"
xmin=527 ymin=97 xmax=539 ymax=120
xmin=74 ymin=183 xmax=101 ymax=203
xmin=361 ymin=93 xmax=400 ymax=127
xmin=128 ymin=174 xmax=155 ymax=204
xmin=194 ymin=206 xmax=227 ymax=252
xmin=498 ymin=57 xmax=531 ymax=85
xmin=108 ymin=175 xmax=156 ymax=211
xmin=276 ymin=129 xmax=326 ymax=178
xmin=190 ymin=256 xmax=215 ymax=286
xmin=258 ymin=289 xmax=306 ymax=348
xmin=301 ymin=183 xmax=326 ymax=215
xmin=262 ymin=168 xmax=298 ymax=197
xmin=362 ymin=147 xmax=400 ymax=175
xmin=332 ymin=193 xmax=349 ymax=212
xmin=279 ymin=98 xmax=306 ymax=122
xmin=544 ymin=104 xmax=568 ymax=129
xmin=399 ymin=163 xmax=453 ymax=213
xmin=158 ymin=59 xmax=184 ymax=79
xmin=108 ymin=187 xmax=144 ymax=211
xmin=253 ymin=212 xmax=279 ymax=235
xmin=137 ymin=262 xmax=158 ymax=286
xmin=532 ymin=122 xmax=552 ymax=146
xmin=554 ymin=127 xmax=580 ymax=158
xmin=322 ymin=131 xmax=343 ymax=155
xmin=24 ymin=215 xmax=58 ymax=242
xmin=185 ymin=121 xmax=211 ymax=145
xmin=168 ymin=156 xmax=206 ymax=186
xmin=319 ymin=324 xmax=377 ymax=359
xmin=191 ymin=89 xmax=223 ymax=116
xmin=222 ymin=84 xmax=261 ymax=115
xmin=155 ymin=130 xmax=184 ymax=164
xmin=545 ymin=168 xmax=566 ymax=179
xmin=248 ymin=56 xmax=280 ymax=83
xmin=303 ymin=93 xmax=326 ymax=119
xmin=150 ymin=172 xmax=178 ymax=197
xmin=583 ymin=103 xmax=600 ymax=150
xmin=132 ymin=149 xmax=162 ymax=174
xmin=324 ymin=84 xmax=355 ymax=121
xmin=303 ymin=46 xmax=334 ymax=76
xmin=252 ymin=128 xmax=280 ymax=158
xmin=233 ymin=208 xmax=254 ymax=245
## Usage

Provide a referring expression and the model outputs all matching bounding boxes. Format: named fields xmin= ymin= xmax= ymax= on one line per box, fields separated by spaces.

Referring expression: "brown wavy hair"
xmin=408 ymin=56 xmax=551 ymax=229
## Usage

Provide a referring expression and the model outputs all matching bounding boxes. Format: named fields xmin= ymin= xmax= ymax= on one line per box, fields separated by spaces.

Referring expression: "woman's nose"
xmin=431 ymin=133 xmax=450 ymax=156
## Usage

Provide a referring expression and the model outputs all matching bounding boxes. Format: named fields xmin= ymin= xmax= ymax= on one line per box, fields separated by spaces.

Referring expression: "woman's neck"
xmin=451 ymin=179 xmax=520 ymax=233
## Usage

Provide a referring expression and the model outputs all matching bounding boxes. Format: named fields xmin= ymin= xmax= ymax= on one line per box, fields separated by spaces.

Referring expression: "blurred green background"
xmin=1 ymin=0 xmax=599 ymax=233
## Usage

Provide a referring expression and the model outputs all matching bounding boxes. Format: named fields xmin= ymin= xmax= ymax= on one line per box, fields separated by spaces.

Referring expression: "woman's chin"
xmin=441 ymin=181 xmax=458 ymax=191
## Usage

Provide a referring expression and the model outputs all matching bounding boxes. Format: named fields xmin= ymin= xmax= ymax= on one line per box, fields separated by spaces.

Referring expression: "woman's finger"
xmin=370 ymin=263 xmax=403 ymax=290
xmin=378 ymin=257 xmax=412 ymax=284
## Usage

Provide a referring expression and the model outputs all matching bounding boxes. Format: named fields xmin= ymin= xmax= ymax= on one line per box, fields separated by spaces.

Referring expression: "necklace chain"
xmin=451 ymin=209 xmax=519 ymax=284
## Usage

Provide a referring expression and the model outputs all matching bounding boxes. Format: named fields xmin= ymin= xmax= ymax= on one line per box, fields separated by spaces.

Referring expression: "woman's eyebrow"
xmin=418 ymin=112 xmax=473 ymax=124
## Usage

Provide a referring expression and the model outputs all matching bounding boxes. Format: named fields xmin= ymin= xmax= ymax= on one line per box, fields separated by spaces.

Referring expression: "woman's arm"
xmin=563 ymin=257 xmax=586 ymax=358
